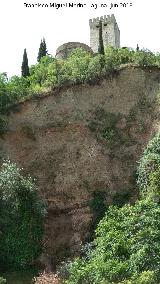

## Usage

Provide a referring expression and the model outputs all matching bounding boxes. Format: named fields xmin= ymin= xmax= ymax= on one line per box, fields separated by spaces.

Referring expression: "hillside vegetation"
xmin=1 ymin=47 xmax=160 ymax=114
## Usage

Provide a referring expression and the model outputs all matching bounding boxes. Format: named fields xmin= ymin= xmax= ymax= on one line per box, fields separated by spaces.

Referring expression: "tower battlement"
xmin=89 ymin=14 xmax=120 ymax=53
xmin=89 ymin=14 xmax=116 ymax=27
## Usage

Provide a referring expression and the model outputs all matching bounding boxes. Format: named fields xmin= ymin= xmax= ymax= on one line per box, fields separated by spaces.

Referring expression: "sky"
xmin=0 ymin=0 xmax=160 ymax=77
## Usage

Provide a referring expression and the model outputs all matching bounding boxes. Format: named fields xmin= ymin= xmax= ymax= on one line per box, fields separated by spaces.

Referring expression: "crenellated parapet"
xmin=89 ymin=14 xmax=116 ymax=28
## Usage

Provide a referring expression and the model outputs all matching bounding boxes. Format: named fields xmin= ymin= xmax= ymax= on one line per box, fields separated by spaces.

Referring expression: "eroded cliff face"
xmin=1 ymin=66 xmax=160 ymax=267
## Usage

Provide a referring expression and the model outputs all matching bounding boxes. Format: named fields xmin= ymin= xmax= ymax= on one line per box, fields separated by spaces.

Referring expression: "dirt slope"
xmin=1 ymin=66 xmax=160 ymax=267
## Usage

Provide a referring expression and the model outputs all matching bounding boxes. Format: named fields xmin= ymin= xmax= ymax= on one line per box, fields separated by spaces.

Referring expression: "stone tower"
xmin=89 ymin=14 xmax=120 ymax=53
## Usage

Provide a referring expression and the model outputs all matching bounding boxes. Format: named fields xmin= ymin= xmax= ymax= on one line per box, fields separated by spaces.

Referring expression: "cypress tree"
xmin=21 ymin=48 xmax=30 ymax=77
xmin=98 ymin=20 xmax=104 ymax=55
xmin=37 ymin=38 xmax=48 ymax=62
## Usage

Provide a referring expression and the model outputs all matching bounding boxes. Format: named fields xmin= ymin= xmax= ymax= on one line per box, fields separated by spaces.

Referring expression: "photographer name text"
xmin=24 ymin=2 xmax=133 ymax=9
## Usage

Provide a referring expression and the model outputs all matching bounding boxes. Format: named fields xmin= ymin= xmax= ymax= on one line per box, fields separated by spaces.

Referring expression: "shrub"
xmin=0 ymin=73 xmax=11 ymax=114
xmin=0 ymin=277 xmax=6 ymax=284
xmin=29 ymin=55 xmax=55 ymax=87
xmin=137 ymin=132 xmax=160 ymax=197
xmin=60 ymin=48 xmax=91 ymax=84
xmin=105 ymin=47 xmax=121 ymax=71
xmin=133 ymin=49 xmax=156 ymax=67
xmin=86 ymin=54 xmax=105 ymax=82
xmin=65 ymin=199 xmax=160 ymax=283
xmin=0 ymin=160 xmax=46 ymax=270
xmin=117 ymin=48 xmax=135 ymax=64
xmin=6 ymin=75 xmax=30 ymax=101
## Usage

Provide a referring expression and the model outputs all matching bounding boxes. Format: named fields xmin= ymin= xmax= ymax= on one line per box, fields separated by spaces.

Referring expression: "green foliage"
xmin=0 ymin=73 xmax=11 ymax=114
xmin=0 ymin=73 xmax=30 ymax=114
xmin=105 ymin=47 xmax=121 ymax=71
xmin=29 ymin=55 xmax=56 ymax=88
xmin=133 ymin=49 xmax=156 ymax=67
xmin=7 ymin=76 xmax=30 ymax=101
xmin=86 ymin=54 xmax=105 ymax=82
xmin=137 ymin=132 xmax=160 ymax=197
xmin=1 ymin=47 xmax=160 ymax=113
xmin=37 ymin=38 xmax=48 ymax=62
xmin=65 ymin=199 xmax=160 ymax=284
xmin=59 ymin=48 xmax=91 ymax=84
xmin=0 ymin=160 xmax=46 ymax=270
xmin=117 ymin=48 xmax=135 ymax=64
xmin=21 ymin=49 xmax=30 ymax=78
xmin=0 ymin=277 xmax=6 ymax=284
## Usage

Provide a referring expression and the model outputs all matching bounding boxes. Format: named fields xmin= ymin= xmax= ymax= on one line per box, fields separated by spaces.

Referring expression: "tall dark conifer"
xmin=37 ymin=38 xmax=48 ymax=62
xmin=98 ymin=20 xmax=104 ymax=55
xmin=21 ymin=48 xmax=30 ymax=77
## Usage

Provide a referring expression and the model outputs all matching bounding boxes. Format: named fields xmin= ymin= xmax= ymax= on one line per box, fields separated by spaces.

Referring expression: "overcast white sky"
xmin=0 ymin=0 xmax=159 ymax=77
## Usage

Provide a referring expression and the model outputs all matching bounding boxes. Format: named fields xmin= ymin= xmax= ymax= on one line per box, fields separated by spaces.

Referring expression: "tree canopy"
xmin=37 ymin=38 xmax=48 ymax=62
xmin=21 ymin=48 xmax=30 ymax=78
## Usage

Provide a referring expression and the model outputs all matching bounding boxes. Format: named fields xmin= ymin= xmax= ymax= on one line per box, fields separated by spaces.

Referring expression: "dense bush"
xmin=0 ymin=277 xmax=6 ymax=284
xmin=133 ymin=50 xmax=156 ymax=67
xmin=0 ymin=160 xmax=46 ymax=270
xmin=65 ymin=198 xmax=160 ymax=284
xmin=29 ymin=55 xmax=56 ymax=89
xmin=0 ymin=73 xmax=12 ymax=114
xmin=137 ymin=132 xmax=160 ymax=198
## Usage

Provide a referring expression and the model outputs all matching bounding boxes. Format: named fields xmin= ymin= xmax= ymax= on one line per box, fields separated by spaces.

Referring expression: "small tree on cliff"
xmin=21 ymin=48 xmax=30 ymax=77
xmin=37 ymin=38 xmax=48 ymax=62
xmin=98 ymin=20 xmax=104 ymax=55
xmin=98 ymin=20 xmax=105 ymax=70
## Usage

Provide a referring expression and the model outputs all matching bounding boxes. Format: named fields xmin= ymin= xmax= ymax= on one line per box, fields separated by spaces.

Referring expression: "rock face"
xmin=1 ymin=66 xmax=160 ymax=267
